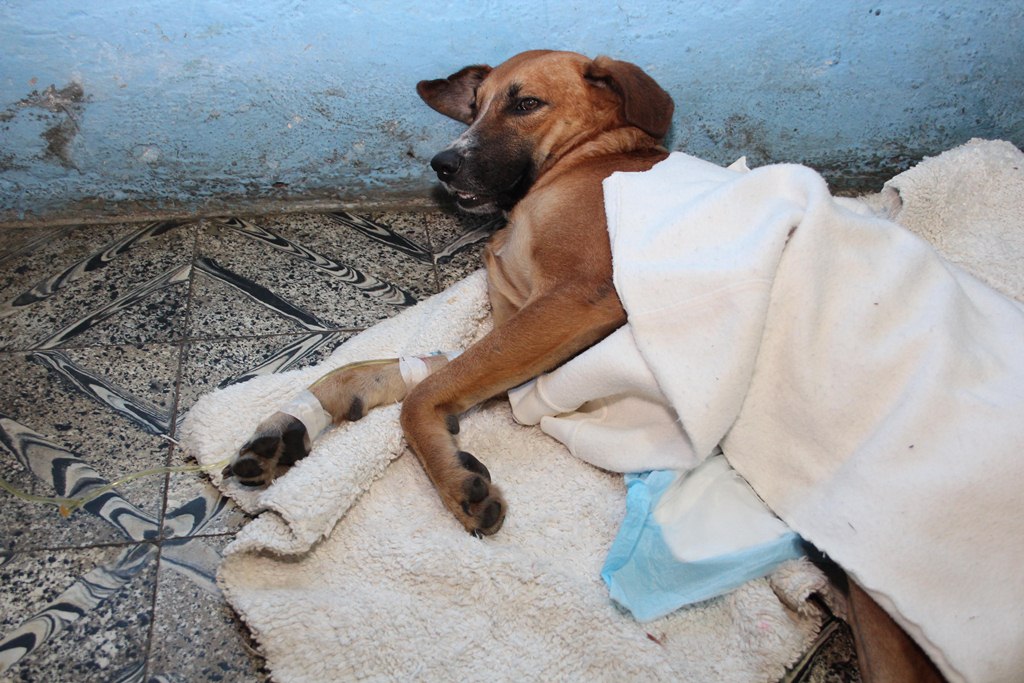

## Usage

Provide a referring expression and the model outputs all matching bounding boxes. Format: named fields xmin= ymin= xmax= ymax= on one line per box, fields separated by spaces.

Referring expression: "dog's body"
xmin=224 ymin=50 xmax=674 ymax=536
xmin=221 ymin=50 xmax=949 ymax=681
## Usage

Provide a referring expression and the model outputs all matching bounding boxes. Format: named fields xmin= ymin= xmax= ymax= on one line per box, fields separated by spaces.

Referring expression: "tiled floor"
xmin=0 ymin=210 xmax=859 ymax=682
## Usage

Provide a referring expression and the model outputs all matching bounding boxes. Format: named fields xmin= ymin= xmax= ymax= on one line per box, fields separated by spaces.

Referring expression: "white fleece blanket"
xmin=182 ymin=139 xmax=1024 ymax=683
xmin=509 ymin=139 xmax=1024 ymax=683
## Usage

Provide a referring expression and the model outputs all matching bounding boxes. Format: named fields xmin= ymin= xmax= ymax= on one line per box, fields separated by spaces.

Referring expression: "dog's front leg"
xmin=225 ymin=354 xmax=453 ymax=486
xmin=400 ymin=285 xmax=626 ymax=535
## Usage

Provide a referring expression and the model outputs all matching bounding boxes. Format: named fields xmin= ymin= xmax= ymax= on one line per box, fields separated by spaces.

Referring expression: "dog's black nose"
xmin=430 ymin=149 xmax=463 ymax=181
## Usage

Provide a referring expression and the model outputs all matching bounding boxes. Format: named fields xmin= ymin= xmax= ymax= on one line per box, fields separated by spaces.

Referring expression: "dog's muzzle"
xmin=430 ymin=148 xmax=498 ymax=212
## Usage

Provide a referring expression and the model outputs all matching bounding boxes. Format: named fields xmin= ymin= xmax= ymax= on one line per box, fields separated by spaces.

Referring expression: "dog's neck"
xmin=534 ymin=127 xmax=665 ymax=188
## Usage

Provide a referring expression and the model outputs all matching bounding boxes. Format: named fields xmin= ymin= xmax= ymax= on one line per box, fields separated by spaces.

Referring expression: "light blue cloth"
xmin=601 ymin=465 xmax=806 ymax=622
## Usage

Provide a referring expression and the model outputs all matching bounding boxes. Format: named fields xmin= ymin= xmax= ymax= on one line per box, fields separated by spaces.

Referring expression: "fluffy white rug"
xmin=181 ymin=269 xmax=827 ymax=682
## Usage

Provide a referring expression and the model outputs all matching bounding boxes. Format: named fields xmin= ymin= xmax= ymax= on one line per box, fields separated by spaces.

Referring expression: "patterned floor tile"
xmin=407 ymin=209 xmax=502 ymax=290
xmin=0 ymin=226 xmax=65 ymax=263
xmin=0 ymin=344 xmax=177 ymax=551
xmin=0 ymin=543 xmax=157 ymax=682
xmin=147 ymin=535 xmax=268 ymax=682
xmin=177 ymin=331 xmax=352 ymax=414
xmin=782 ymin=616 xmax=862 ymax=683
xmin=0 ymin=222 xmax=195 ymax=351
xmin=189 ymin=214 xmax=437 ymax=338
xmin=188 ymin=272 xmax=314 ymax=341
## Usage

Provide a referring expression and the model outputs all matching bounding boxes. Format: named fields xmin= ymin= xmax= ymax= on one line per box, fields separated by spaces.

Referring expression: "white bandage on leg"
xmin=278 ymin=389 xmax=332 ymax=439
xmin=398 ymin=351 xmax=462 ymax=390
xmin=398 ymin=356 xmax=431 ymax=390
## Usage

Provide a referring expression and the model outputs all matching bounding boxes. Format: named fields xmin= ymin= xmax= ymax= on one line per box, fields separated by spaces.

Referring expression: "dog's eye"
xmin=514 ymin=97 xmax=542 ymax=112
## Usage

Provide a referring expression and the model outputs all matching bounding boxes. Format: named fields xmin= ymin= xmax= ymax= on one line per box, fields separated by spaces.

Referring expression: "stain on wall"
xmin=0 ymin=0 xmax=1022 ymax=222
xmin=1 ymin=83 xmax=86 ymax=173
xmin=18 ymin=83 xmax=88 ymax=169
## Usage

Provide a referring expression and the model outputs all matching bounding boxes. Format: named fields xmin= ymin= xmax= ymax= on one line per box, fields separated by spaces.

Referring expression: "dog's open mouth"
xmin=446 ymin=172 xmax=528 ymax=213
xmin=453 ymin=190 xmax=495 ymax=209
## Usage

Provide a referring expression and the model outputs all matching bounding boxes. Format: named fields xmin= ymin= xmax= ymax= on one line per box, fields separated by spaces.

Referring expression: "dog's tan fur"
xmin=225 ymin=50 xmax=673 ymax=536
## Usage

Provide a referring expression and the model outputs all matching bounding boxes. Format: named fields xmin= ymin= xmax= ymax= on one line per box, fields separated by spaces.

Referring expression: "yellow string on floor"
xmin=0 ymin=455 xmax=233 ymax=518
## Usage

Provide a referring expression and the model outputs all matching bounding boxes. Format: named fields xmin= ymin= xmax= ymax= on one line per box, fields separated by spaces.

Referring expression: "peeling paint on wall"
xmin=3 ymin=83 xmax=88 ymax=170
xmin=0 ymin=0 xmax=1022 ymax=221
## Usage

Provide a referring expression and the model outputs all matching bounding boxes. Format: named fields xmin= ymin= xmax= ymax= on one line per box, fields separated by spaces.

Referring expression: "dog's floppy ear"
xmin=584 ymin=56 xmax=674 ymax=140
xmin=416 ymin=65 xmax=492 ymax=124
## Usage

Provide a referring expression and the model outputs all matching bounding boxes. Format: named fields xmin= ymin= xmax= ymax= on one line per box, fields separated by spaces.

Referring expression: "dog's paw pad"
xmin=229 ymin=457 xmax=264 ymax=482
xmin=457 ymin=450 xmax=490 ymax=480
xmin=246 ymin=435 xmax=282 ymax=459
xmin=223 ymin=413 xmax=310 ymax=487
xmin=463 ymin=475 xmax=489 ymax=504
xmin=453 ymin=451 xmax=505 ymax=536
xmin=446 ymin=414 xmax=460 ymax=434
xmin=479 ymin=499 xmax=503 ymax=529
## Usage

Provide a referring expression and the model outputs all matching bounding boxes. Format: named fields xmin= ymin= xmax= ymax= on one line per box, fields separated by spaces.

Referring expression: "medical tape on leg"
xmin=398 ymin=351 xmax=462 ymax=390
xmin=398 ymin=356 xmax=431 ymax=390
xmin=278 ymin=389 xmax=332 ymax=438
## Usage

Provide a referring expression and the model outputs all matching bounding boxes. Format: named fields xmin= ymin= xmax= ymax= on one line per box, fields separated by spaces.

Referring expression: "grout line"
xmin=5 ymin=538 xmax=158 ymax=555
xmin=421 ymin=210 xmax=445 ymax=296
xmin=180 ymin=219 xmax=205 ymax=363
xmin=157 ymin=216 xmax=201 ymax=532
xmin=141 ymin=537 xmax=164 ymax=681
xmin=140 ymin=219 xmax=199 ymax=682
xmin=162 ymin=346 xmax=186 ymax=505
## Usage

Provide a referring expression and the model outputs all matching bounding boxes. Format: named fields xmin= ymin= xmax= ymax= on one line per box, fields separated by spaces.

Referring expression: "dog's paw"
xmin=222 ymin=412 xmax=311 ymax=486
xmin=452 ymin=450 xmax=506 ymax=536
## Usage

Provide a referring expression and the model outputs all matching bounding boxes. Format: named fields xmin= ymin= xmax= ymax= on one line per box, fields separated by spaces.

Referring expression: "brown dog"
xmin=224 ymin=50 xmax=674 ymax=536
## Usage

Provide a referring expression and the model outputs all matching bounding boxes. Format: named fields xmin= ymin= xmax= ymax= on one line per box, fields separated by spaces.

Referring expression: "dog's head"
xmin=417 ymin=50 xmax=674 ymax=214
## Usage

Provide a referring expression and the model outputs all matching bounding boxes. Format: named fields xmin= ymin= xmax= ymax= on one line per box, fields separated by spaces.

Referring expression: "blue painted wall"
xmin=1 ymin=1 xmax=1022 ymax=222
